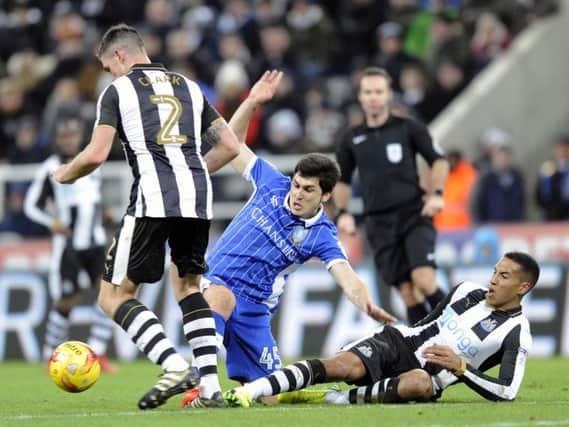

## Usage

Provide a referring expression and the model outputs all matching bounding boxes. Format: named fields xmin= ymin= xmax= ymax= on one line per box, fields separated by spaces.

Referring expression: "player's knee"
xmin=205 ymin=284 xmax=236 ymax=319
xmin=324 ymin=352 xmax=366 ymax=382
xmin=405 ymin=369 xmax=433 ymax=400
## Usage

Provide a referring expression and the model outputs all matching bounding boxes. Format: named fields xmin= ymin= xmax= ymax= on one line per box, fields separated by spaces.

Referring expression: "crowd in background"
xmin=0 ymin=0 xmax=563 ymax=239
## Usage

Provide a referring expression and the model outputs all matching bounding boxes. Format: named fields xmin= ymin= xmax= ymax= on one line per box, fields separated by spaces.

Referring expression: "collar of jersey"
xmin=360 ymin=114 xmax=395 ymax=131
xmin=283 ymin=193 xmax=324 ymax=228
xmin=130 ymin=63 xmax=167 ymax=71
xmin=491 ymin=304 xmax=523 ymax=317
xmin=501 ymin=305 xmax=523 ymax=317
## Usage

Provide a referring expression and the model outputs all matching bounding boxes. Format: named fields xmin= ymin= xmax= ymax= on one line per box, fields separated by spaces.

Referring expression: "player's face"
xmin=358 ymin=75 xmax=391 ymax=118
xmin=289 ymin=173 xmax=331 ymax=219
xmin=486 ymin=256 xmax=530 ymax=310
xmin=100 ymin=49 xmax=130 ymax=79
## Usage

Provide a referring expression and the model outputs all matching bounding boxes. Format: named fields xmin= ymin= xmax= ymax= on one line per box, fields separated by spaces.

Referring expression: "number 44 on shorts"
xmin=260 ymin=346 xmax=282 ymax=371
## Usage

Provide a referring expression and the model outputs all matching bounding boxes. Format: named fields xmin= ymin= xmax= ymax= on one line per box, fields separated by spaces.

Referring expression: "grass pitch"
xmin=0 ymin=358 xmax=568 ymax=427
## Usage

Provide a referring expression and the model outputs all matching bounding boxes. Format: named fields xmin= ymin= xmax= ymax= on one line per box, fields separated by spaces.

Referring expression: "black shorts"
xmin=342 ymin=326 xmax=421 ymax=386
xmin=365 ymin=201 xmax=436 ymax=286
xmin=58 ymin=245 xmax=105 ymax=298
xmin=103 ymin=215 xmax=210 ymax=285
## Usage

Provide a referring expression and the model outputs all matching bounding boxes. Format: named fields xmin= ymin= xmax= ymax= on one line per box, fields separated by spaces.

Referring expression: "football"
xmin=48 ymin=341 xmax=101 ymax=393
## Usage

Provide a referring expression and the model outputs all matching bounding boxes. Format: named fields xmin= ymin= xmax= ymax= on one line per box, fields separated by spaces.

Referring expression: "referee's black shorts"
xmin=342 ymin=326 xmax=421 ymax=386
xmin=365 ymin=201 xmax=436 ymax=287
xmin=103 ymin=215 xmax=210 ymax=285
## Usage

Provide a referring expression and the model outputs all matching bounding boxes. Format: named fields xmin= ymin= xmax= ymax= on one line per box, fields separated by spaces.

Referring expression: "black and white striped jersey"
xmin=395 ymin=281 xmax=532 ymax=401
xmin=24 ymin=154 xmax=107 ymax=250
xmin=95 ymin=63 xmax=222 ymax=219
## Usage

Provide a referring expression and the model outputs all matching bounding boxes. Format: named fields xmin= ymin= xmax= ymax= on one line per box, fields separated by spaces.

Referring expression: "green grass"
xmin=0 ymin=358 xmax=568 ymax=427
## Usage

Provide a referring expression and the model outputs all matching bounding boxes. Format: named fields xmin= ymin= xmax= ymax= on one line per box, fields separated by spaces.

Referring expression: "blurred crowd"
xmin=434 ymin=130 xmax=569 ymax=231
xmin=0 ymin=0 xmax=562 ymax=238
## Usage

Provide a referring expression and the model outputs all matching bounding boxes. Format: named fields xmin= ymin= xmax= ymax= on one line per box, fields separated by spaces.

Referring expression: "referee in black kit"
xmin=333 ymin=67 xmax=449 ymax=325
xmin=52 ymin=23 xmax=240 ymax=409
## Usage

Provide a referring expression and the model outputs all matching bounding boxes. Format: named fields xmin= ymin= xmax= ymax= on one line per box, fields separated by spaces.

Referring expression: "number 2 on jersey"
xmin=149 ymin=94 xmax=187 ymax=145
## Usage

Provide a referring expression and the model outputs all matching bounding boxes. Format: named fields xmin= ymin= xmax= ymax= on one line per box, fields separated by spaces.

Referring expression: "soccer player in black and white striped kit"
xmin=24 ymin=116 xmax=116 ymax=372
xmin=224 ymin=252 xmax=539 ymax=406
xmin=52 ymin=24 xmax=240 ymax=409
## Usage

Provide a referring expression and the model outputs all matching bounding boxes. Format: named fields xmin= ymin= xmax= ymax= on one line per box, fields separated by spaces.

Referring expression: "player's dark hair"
xmin=97 ymin=23 xmax=145 ymax=58
xmin=504 ymin=251 xmax=540 ymax=290
xmin=358 ymin=66 xmax=392 ymax=91
xmin=294 ymin=153 xmax=340 ymax=194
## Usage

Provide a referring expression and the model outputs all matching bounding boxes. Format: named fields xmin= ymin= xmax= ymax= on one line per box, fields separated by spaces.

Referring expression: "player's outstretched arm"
xmin=227 ymin=70 xmax=283 ymax=175
xmin=52 ymin=125 xmax=115 ymax=184
xmin=329 ymin=262 xmax=396 ymax=324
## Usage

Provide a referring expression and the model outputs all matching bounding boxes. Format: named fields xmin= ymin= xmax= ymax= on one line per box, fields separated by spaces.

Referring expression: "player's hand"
xmin=51 ymin=164 xmax=76 ymax=184
xmin=336 ymin=212 xmax=356 ymax=235
xmin=421 ymin=195 xmax=444 ymax=217
xmin=247 ymin=70 xmax=283 ymax=106
xmin=367 ymin=304 xmax=397 ymax=325
xmin=421 ymin=344 xmax=462 ymax=372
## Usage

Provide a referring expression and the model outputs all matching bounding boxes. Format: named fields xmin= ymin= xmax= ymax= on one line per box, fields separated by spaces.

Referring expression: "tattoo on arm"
xmin=202 ymin=119 xmax=225 ymax=146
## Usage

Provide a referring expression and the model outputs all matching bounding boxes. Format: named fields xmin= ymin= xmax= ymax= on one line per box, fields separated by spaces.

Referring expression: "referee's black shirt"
xmin=336 ymin=114 xmax=444 ymax=214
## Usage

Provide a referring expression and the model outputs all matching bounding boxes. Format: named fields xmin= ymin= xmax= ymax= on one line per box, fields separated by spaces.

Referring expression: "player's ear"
xmin=321 ymin=192 xmax=332 ymax=203
xmin=517 ymin=281 xmax=531 ymax=297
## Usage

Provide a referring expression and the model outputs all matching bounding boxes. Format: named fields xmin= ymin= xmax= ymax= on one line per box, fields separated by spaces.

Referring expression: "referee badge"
xmin=291 ymin=225 xmax=309 ymax=246
xmin=386 ymin=143 xmax=403 ymax=163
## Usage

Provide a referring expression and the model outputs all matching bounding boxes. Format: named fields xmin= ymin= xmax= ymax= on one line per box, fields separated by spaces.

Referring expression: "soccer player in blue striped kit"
xmin=182 ymin=70 xmax=396 ymax=407
xmin=52 ymin=24 xmax=241 ymax=409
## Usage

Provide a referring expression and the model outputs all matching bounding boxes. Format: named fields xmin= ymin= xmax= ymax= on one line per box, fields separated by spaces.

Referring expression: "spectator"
xmin=286 ymin=0 xmax=334 ymax=80
xmin=470 ymin=12 xmax=511 ymax=74
xmin=215 ymin=59 xmax=262 ymax=148
xmin=387 ymin=0 xmax=422 ymax=31
xmin=398 ymin=63 xmax=430 ymax=120
xmin=334 ymin=0 xmax=388 ymax=65
xmin=0 ymin=184 xmax=48 ymax=238
xmin=403 ymin=0 xmax=458 ymax=59
xmin=371 ymin=21 xmax=423 ymax=92
xmin=0 ymin=79 xmax=39 ymax=162
xmin=139 ymin=0 xmax=179 ymax=53
xmin=217 ymin=0 xmax=261 ymax=56
xmin=473 ymin=127 xmax=511 ymax=173
xmin=471 ymin=136 xmax=525 ymax=223
xmin=263 ymin=108 xmax=303 ymax=154
xmin=429 ymin=12 xmax=470 ymax=70
xmin=434 ymin=149 xmax=478 ymax=231
xmin=252 ymin=23 xmax=297 ymax=83
xmin=6 ymin=116 xmax=48 ymax=164
xmin=421 ymin=58 xmax=466 ymax=122
xmin=536 ymin=135 xmax=569 ymax=221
